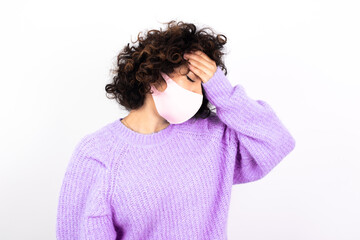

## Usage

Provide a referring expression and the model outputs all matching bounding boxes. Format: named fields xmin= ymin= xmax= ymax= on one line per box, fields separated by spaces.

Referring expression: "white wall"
xmin=1 ymin=0 xmax=359 ymax=239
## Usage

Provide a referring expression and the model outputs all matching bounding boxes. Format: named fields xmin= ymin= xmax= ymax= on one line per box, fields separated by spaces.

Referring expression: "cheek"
xmin=172 ymin=77 xmax=203 ymax=95
xmin=194 ymin=83 xmax=203 ymax=95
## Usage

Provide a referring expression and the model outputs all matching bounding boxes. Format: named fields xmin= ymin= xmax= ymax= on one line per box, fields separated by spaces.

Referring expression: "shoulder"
xmin=71 ymin=121 xmax=117 ymax=168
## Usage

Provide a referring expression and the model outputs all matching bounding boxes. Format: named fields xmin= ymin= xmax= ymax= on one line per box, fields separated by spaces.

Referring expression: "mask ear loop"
xmin=160 ymin=71 xmax=170 ymax=82
xmin=150 ymin=72 xmax=162 ymax=95
xmin=151 ymin=72 xmax=169 ymax=95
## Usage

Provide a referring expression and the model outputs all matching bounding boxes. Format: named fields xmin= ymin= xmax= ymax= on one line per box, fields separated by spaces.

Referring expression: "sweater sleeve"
xmin=201 ymin=66 xmax=296 ymax=184
xmin=79 ymin=160 xmax=117 ymax=239
xmin=56 ymin=134 xmax=117 ymax=239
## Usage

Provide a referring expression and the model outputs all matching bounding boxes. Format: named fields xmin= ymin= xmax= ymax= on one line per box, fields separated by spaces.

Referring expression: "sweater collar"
xmin=111 ymin=117 xmax=179 ymax=146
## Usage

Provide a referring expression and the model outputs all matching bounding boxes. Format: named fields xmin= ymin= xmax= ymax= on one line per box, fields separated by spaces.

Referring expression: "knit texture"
xmin=56 ymin=66 xmax=296 ymax=240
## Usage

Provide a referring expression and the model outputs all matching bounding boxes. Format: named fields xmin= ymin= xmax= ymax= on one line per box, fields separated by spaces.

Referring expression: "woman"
xmin=56 ymin=20 xmax=296 ymax=239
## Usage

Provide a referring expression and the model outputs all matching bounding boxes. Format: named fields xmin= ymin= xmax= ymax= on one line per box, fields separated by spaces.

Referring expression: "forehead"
xmin=170 ymin=64 xmax=189 ymax=76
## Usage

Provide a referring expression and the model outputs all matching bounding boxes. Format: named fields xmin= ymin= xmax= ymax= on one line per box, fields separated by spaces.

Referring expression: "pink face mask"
xmin=150 ymin=71 xmax=203 ymax=124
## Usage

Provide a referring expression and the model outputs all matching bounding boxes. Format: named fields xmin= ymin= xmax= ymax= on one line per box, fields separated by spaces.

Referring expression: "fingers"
xmin=184 ymin=53 xmax=209 ymax=75
xmin=192 ymin=50 xmax=214 ymax=64
xmin=184 ymin=51 xmax=213 ymax=69
xmin=183 ymin=50 xmax=217 ymax=83
xmin=188 ymin=62 xmax=210 ymax=82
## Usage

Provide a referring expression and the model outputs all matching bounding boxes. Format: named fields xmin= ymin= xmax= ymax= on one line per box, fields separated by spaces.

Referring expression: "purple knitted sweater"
xmin=56 ymin=66 xmax=296 ymax=239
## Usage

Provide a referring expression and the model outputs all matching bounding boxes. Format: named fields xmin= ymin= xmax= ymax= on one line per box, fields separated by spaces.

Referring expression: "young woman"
xmin=56 ymin=20 xmax=296 ymax=240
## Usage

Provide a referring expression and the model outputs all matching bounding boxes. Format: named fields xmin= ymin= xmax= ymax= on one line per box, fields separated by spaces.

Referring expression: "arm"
xmin=79 ymin=161 xmax=116 ymax=239
xmin=56 ymin=134 xmax=116 ymax=239
xmin=202 ymin=66 xmax=296 ymax=184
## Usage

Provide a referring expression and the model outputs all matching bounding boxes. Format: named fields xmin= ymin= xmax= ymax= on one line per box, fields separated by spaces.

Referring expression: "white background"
xmin=1 ymin=0 xmax=359 ymax=239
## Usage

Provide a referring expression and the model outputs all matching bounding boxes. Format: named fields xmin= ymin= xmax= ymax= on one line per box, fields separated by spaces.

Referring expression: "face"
xmin=152 ymin=64 xmax=203 ymax=95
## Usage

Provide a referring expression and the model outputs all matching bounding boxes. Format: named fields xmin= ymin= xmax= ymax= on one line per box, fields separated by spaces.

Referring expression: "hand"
xmin=183 ymin=50 xmax=217 ymax=84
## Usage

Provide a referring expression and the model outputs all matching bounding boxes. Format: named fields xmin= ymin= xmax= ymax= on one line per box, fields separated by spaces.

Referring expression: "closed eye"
xmin=186 ymin=75 xmax=195 ymax=82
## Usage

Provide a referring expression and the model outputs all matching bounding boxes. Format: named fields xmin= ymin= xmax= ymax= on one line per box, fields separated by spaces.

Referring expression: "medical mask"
xmin=150 ymin=71 xmax=203 ymax=124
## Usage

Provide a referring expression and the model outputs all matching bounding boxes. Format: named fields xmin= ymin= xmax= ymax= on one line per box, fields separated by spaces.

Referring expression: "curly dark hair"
xmin=105 ymin=20 xmax=228 ymax=120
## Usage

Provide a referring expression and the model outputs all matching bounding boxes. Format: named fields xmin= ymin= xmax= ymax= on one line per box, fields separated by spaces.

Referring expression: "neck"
xmin=122 ymin=94 xmax=170 ymax=134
